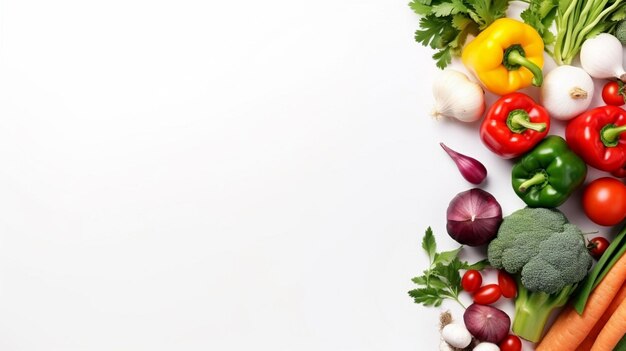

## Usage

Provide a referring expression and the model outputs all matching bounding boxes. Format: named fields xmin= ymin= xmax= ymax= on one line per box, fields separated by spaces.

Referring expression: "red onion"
xmin=464 ymin=304 xmax=510 ymax=344
xmin=446 ymin=188 xmax=502 ymax=246
xmin=440 ymin=143 xmax=487 ymax=185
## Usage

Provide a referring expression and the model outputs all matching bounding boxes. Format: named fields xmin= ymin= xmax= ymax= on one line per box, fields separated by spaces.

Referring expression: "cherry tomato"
xmin=473 ymin=284 xmax=501 ymax=305
xmin=499 ymin=335 xmax=522 ymax=351
xmin=588 ymin=237 xmax=610 ymax=260
xmin=498 ymin=270 xmax=517 ymax=298
xmin=462 ymin=270 xmax=483 ymax=293
xmin=602 ymin=81 xmax=626 ymax=106
xmin=583 ymin=178 xmax=626 ymax=226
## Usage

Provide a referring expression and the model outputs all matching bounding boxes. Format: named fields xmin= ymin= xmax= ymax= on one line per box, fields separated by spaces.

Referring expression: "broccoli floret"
xmin=487 ymin=208 xmax=593 ymax=342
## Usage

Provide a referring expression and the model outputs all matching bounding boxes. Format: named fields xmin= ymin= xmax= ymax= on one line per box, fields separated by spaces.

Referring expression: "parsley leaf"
xmin=408 ymin=0 xmax=512 ymax=68
xmin=432 ymin=0 xmax=467 ymax=17
xmin=414 ymin=16 xmax=457 ymax=49
xmin=408 ymin=287 xmax=443 ymax=307
xmin=433 ymin=247 xmax=461 ymax=266
xmin=409 ymin=227 xmax=488 ymax=308
xmin=421 ymin=227 xmax=437 ymax=263
xmin=461 ymin=258 xmax=490 ymax=271
xmin=520 ymin=0 xmax=557 ymax=49
xmin=409 ymin=0 xmax=433 ymax=16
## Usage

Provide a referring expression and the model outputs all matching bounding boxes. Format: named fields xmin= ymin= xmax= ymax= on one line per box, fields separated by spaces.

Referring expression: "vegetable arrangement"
xmin=408 ymin=1 xmax=626 ymax=350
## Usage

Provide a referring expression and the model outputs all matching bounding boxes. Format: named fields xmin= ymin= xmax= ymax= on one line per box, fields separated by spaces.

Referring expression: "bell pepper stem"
xmin=506 ymin=50 xmax=544 ymax=87
xmin=602 ymin=124 xmax=626 ymax=146
xmin=507 ymin=109 xmax=547 ymax=133
xmin=519 ymin=172 xmax=546 ymax=193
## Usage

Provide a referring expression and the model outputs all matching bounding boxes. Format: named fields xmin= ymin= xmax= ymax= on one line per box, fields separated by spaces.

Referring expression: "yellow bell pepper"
xmin=462 ymin=18 xmax=544 ymax=96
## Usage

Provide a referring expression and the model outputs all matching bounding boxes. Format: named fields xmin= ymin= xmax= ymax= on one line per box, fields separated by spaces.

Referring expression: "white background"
xmin=0 ymin=1 xmax=617 ymax=350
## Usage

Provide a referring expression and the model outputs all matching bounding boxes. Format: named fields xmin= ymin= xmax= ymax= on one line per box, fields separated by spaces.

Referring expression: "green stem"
xmin=513 ymin=285 xmax=575 ymax=342
xmin=562 ymin=0 xmax=586 ymax=61
xmin=513 ymin=291 xmax=557 ymax=342
xmin=453 ymin=295 xmax=466 ymax=309
xmin=601 ymin=124 xmax=626 ymax=147
xmin=506 ymin=50 xmax=543 ymax=86
xmin=555 ymin=0 xmax=578 ymax=64
xmin=519 ymin=172 xmax=546 ymax=193
xmin=507 ymin=109 xmax=546 ymax=133
xmin=567 ymin=0 xmax=622 ymax=63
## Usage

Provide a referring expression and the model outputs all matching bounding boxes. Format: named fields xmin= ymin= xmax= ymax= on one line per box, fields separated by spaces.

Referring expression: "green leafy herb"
xmin=421 ymin=227 xmax=437 ymax=261
xmin=409 ymin=227 xmax=489 ymax=308
xmin=408 ymin=0 xmax=512 ymax=68
xmin=519 ymin=0 xmax=557 ymax=54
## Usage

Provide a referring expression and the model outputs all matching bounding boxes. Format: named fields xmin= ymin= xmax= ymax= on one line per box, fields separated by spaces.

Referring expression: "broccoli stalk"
xmin=511 ymin=277 xmax=577 ymax=342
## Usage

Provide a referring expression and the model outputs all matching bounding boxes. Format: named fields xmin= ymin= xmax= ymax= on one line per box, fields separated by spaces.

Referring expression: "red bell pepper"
xmin=480 ymin=92 xmax=550 ymax=159
xmin=566 ymin=105 xmax=626 ymax=172
xmin=612 ymin=166 xmax=626 ymax=178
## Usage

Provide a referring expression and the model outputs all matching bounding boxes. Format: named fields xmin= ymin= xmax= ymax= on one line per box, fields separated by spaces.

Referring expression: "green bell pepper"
xmin=512 ymin=136 xmax=587 ymax=208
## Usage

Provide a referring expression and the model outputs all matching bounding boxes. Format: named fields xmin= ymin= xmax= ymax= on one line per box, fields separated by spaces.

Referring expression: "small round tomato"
xmin=473 ymin=284 xmax=501 ymax=305
xmin=583 ymin=178 xmax=626 ymax=226
xmin=602 ymin=81 xmax=626 ymax=106
xmin=462 ymin=270 xmax=483 ymax=293
xmin=499 ymin=335 xmax=522 ymax=351
xmin=588 ymin=237 xmax=610 ymax=260
xmin=498 ymin=270 xmax=517 ymax=298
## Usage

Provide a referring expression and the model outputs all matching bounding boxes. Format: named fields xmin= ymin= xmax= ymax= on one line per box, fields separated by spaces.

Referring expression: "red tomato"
xmin=499 ymin=335 xmax=522 ymax=351
xmin=583 ymin=178 xmax=626 ymax=226
xmin=473 ymin=284 xmax=501 ymax=305
xmin=498 ymin=270 xmax=517 ymax=298
xmin=462 ymin=270 xmax=483 ymax=293
xmin=602 ymin=81 xmax=626 ymax=106
xmin=588 ymin=237 xmax=610 ymax=260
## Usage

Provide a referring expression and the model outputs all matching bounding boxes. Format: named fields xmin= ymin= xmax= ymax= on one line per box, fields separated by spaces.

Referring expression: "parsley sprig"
xmin=408 ymin=0 xmax=512 ymax=68
xmin=408 ymin=227 xmax=489 ymax=308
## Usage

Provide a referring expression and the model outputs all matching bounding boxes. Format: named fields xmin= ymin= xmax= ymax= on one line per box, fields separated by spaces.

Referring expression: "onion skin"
xmin=446 ymin=189 xmax=502 ymax=246
xmin=464 ymin=304 xmax=510 ymax=344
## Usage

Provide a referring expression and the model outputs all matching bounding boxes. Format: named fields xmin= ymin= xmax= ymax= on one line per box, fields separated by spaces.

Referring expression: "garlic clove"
xmin=442 ymin=323 xmax=473 ymax=348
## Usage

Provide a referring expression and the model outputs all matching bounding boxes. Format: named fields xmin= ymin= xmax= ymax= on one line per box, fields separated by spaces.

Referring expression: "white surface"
xmin=0 ymin=1 xmax=617 ymax=350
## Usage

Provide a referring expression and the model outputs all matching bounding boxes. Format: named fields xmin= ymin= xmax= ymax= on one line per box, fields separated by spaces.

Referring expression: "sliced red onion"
xmin=440 ymin=143 xmax=487 ymax=185
xmin=464 ymin=304 xmax=510 ymax=344
xmin=446 ymin=188 xmax=502 ymax=246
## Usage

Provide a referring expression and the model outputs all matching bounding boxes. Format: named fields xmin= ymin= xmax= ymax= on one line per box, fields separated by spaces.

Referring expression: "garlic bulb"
xmin=432 ymin=69 xmax=485 ymax=123
xmin=580 ymin=34 xmax=626 ymax=82
xmin=439 ymin=337 xmax=454 ymax=351
xmin=473 ymin=342 xmax=499 ymax=351
xmin=441 ymin=323 xmax=472 ymax=348
xmin=541 ymin=65 xmax=594 ymax=121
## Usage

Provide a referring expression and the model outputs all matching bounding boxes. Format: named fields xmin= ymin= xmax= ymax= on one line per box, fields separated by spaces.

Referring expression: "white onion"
xmin=580 ymin=34 xmax=626 ymax=82
xmin=432 ymin=69 xmax=485 ymax=122
xmin=541 ymin=65 xmax=594 ymax=121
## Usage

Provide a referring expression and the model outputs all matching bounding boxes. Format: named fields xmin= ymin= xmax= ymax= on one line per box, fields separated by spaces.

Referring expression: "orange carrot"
xmin=536 ymin=253 xmax=626 ymax=351
xmin=590 ymin=297 xmax=626 ymax=350
xmin=576 ymin=282 xmax=626 ymax=351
